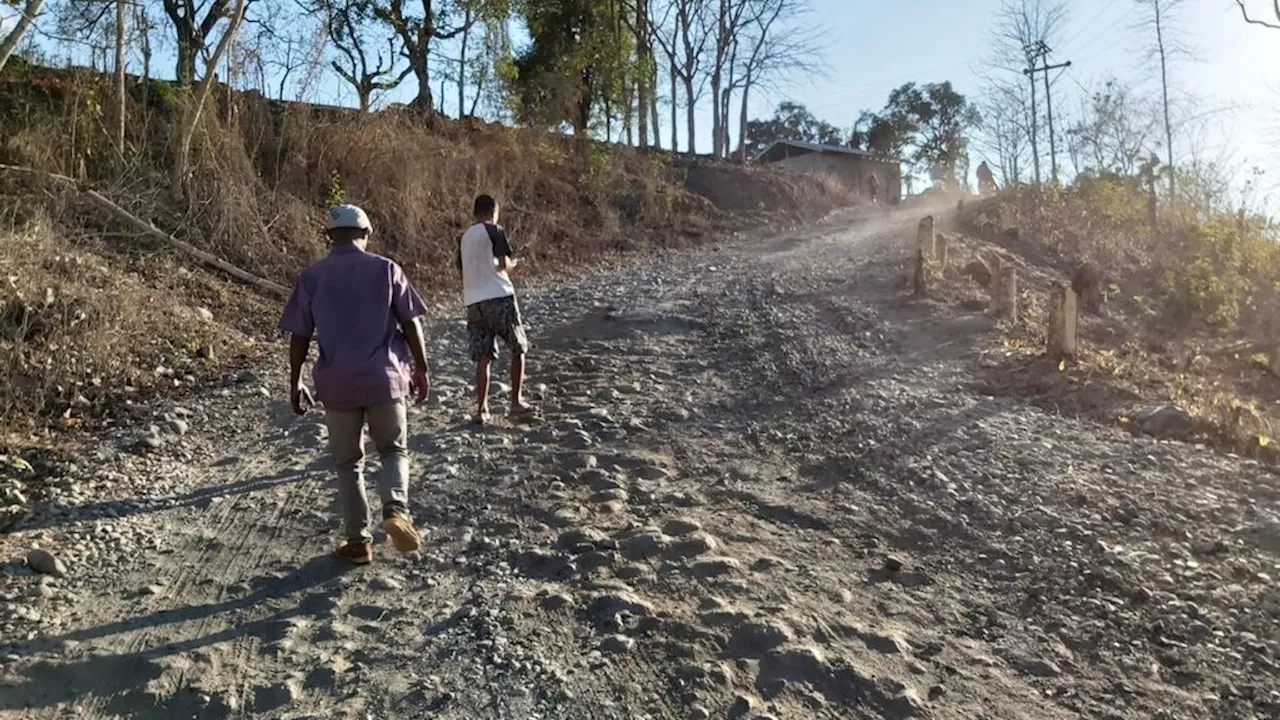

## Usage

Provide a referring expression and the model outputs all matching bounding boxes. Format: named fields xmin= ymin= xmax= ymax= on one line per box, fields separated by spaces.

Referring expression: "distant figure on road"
xmin=977 ymin=161 xmax=997 ymax=196
xmin=868 ymin=173 xmax=880 ymax=204
xmin=279 ymin=204 xmax=429 ymax=565
xmin=458 ymin=194 xmax=534 ymax=425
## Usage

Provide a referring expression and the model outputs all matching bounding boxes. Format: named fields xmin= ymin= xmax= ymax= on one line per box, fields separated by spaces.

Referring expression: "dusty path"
xmin=1 ymin=208 xmax=1278 ymax=719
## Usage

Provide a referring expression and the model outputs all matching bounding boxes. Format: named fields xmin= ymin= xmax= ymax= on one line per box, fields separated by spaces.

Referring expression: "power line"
xmin=1060 ymin=0 xmax=1119 ymax=50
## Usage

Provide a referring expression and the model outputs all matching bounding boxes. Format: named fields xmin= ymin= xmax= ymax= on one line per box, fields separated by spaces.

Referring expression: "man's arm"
xmin=401 ymin=316 xmax=429 ymax=373
xmin=488 ymin=224 xmax=518 ymax=273
xmin=280 ymin=278 xmax=316 ymax=415
xmin=400 ymin=316 xmax=430 ymax=403
xmin=390 ymin=262 xmax=431 ymax=403
xmin=288 ymin=333 xmax=314 ymax=414
xmin=289 ymin=334 xmax=310 ymax=389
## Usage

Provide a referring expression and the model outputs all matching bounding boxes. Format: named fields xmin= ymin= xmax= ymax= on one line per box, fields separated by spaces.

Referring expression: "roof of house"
xmin=754 ymin=139 xmax=889 ymax=163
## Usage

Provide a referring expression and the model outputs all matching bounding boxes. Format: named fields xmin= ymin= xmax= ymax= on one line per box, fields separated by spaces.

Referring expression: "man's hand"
xmin=291 ymin=384 xmax=315 ymax=415
xmin=411 ymin=369 xmax=430 ymax=405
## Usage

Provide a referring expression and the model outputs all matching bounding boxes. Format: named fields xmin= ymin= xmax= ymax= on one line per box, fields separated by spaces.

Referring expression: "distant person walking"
xmin=457 ymin=195 xmax=533 ymax=425
xmin=977 ymin=161 xmax=997 ymax=196
xmin=279 ymin=204 xmax=430 ymax=565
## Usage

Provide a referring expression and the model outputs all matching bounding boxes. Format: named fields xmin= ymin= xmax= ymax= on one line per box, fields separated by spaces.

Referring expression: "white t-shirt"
xmin=457 ymin=222 xmax=517 ymax=307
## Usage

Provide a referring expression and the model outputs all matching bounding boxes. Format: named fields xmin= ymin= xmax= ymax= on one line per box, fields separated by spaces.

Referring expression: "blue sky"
xmin=6 ymin=0 xmax=1278 ymax=194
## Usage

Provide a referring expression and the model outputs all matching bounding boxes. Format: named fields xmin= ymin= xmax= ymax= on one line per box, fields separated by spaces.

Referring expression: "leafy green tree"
xmin=854 ymin=81 xmax=980 ymax=189
xmin=744 ymin=101 xmax=842 ymax=158
xmin=512 ymin=0 xmax=636 ymax=137
xmin=849 ymin=108 xmax=916 ymax=160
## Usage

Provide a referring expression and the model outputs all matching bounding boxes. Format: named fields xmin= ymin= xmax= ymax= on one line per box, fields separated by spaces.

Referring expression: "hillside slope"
xmin=0 ymin=63 xmax=855 ymax=439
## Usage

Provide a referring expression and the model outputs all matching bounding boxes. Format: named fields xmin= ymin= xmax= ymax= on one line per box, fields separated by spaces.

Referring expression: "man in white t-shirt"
xmin=457 ymin=194 xmax=532 ymax=424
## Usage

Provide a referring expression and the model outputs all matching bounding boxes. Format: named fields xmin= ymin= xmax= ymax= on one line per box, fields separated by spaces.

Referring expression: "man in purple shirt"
xmin=279 ymin=204 xmax=430 ymax=565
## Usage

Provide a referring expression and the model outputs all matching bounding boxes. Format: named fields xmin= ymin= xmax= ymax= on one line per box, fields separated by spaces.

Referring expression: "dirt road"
xmin=1 ymin=208 xmax=1278 ymax=719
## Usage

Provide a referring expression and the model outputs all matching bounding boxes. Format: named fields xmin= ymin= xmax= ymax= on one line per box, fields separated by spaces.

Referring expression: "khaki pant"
xmin=324 ymin=400 xmax=410 ymax=543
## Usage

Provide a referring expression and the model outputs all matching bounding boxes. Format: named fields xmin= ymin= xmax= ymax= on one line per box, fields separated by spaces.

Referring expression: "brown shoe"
xmin=381 ymin=511 xmax=421 ymax=553
xmin=336 ymin=539 xmax=373 ymax=565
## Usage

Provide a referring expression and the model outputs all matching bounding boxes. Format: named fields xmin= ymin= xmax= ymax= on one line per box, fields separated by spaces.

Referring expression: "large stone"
xmin=1131 ymin=404 xmax=1194 ymax=439
xmin=665 ymin=532 xmax=718 ymax=560
xmin=621 ymin=531 xmax=670 ymax=561
xmin=729 ymin=619 xmax=795 ymax=657
xmin=27 ymin=549 xmax=67 ymax=577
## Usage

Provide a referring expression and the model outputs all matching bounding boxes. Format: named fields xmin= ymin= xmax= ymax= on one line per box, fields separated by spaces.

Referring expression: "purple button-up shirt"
xmin=279 ymin=244 xmax=427 ymax=411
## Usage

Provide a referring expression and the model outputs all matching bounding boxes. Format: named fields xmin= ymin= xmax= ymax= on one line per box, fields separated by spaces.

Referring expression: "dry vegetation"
xmin=945 ymin=177 xmax=1280 ymax=460
xmin=0 ymin=62 xmax=855 ymax=445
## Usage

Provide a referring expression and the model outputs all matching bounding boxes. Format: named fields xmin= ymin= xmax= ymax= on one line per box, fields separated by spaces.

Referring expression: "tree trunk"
xmin=635 ymin=0 xmax=648 ymax=148
xmin=0 ymin=0 xmax=47 ymax=75
xmin=114 ymin=0 xmax=127 ymax=155
xmin=719 ymin=86 xmax=732 ymax=160
xmin=649 ymin=55 xmax=661 ymax=150
xmin=410 ymin=55 xmax=434 ymax=113
xmin=710 ymin=72 xmax=721 ymax=158
xmin=174 ymin=0 xmax=245 ymax=192
xmin=176 ymin=28 xmax=197 ymax=85
xmin=684 ymin=76 xmax=696 ymax=156
xmin=737 ymin=80 xmax=749 ymax=163
xmin=669 ymin=61 xmax=678 ymax=152
xmin=458 ymin=7 xmax=471 ymax=117
xmin=1155 ymin=0 xmax=1175 ymax=198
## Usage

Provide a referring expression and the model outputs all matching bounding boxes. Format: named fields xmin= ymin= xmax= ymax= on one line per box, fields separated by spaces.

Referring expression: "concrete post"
xmin=912 ymin=249 xmax=927 ymax=297
xmin=991 ymin=257 xmax=1018 ymax=321
xmin=1048 ymin=281 xmax=1078 ymax=358
xmin=916 ymin=216 xmax=935 ymax=258
xmin=935 ymin=232 xmax=950 ymax=270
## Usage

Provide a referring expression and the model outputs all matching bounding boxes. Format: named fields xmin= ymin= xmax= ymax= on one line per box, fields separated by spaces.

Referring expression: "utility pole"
xmin=1023 ymin=42 xmax=1043 ymax=186
xmin=1023 ymin=41 xmax=1071 ymax=185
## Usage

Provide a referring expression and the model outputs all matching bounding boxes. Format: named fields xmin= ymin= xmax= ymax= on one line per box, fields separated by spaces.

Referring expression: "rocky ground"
xmin=0 ymin=206 xmax=1278 ymax=720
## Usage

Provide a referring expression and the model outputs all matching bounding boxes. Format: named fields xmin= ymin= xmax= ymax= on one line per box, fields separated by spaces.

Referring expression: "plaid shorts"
xmin=466 ymin=295 xmax=529 ymax=362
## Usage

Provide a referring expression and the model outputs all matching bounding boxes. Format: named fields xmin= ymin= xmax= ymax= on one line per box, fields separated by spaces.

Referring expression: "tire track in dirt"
xmin=3 ymin=205 xmax=1276 ymax=719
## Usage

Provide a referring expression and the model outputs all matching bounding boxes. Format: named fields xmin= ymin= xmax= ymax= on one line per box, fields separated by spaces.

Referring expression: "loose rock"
xmin=27 ymin=549 xmax=67 ymax=578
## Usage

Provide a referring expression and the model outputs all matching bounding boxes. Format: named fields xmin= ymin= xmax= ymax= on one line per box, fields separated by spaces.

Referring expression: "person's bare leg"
xmin=510 ymin=352 xmax=527 ymax=410
xmin=475 ymin=356 xmax=493 ymax=421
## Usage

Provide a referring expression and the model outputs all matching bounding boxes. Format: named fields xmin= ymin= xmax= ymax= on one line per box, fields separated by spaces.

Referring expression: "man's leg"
xmin=510 ymin=352 xmax=526 ymax=409
xmin=475 ymin=355 xmax=493 ymax=418
xmin=498 ymin=296 xmax=532 ymax=413
xmin=324 ymin=408 xmax=372 ymax=560
xmin=367 ymin=399 xmax=420 ymax=552
xmin=468 ymin=305 xmax=498 ymax=422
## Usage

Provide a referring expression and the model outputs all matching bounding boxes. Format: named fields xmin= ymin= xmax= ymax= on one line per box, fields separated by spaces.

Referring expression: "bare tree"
xmin=731 ymin=0 xmax=823 ymax=162
xmin=321 ymin=0 xmax=410 ymax=111
xmin=0 ymin=0 xmax=45 ymax=74
xmin=648 ymin=0 xmax=710 ymax=154
xmin=1134 ymin=0 xmax=1191 ymax=198
xmin=1064 ymin=78 xmax=1156 ymax=176
xmin=977 ymin=81 xmax=1033 ymax=186
xmin=174 ymin=0 xmax=246 ymax=190
xmin=1235 ymin=0 xmax=1280 ymax=28
xmin=708 ymin=0 xmax=751 ymax=159
xmin=373 ymin=0 xmax=478 ymax=113
xmin=161 ymin=0 xmax=245 ymax=85
xmin=985 ymin=0 xmax=1067 ymax=185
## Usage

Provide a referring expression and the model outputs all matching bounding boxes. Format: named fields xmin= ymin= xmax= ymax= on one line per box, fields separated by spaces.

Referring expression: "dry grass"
xmin=0 ymin=65 xmax=855 ymax=440
xmin=947 ymin=184 xmax=1280 ymax=462
xmin=0 ymin=210 xmax=265 ymax=447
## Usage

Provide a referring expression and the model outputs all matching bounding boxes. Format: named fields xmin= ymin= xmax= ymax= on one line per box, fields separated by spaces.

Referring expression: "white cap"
xmin=326 ymin=204 xmax=372 ymax=231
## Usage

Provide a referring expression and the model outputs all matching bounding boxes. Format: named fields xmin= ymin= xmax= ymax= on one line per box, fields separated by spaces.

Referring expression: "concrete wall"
xmin=769 ymin=152 xmax=902 ymax=204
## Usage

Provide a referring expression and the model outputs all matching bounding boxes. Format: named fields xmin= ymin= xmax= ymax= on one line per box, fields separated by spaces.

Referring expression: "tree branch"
xmin=0 ymin=0 xmax=47 ymax=74
xmin=0 ymin=165 xmax=289 ymax=297
xmin=1235 ymin=0 xmax=1280 ymax=27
